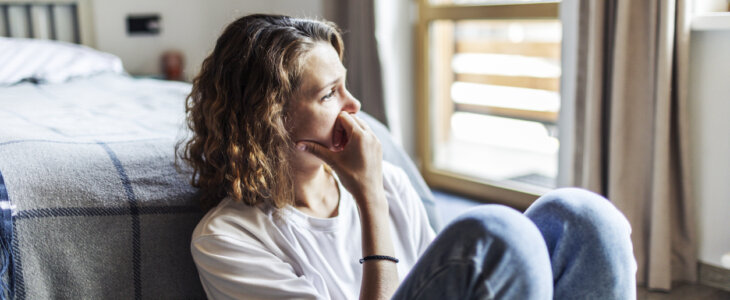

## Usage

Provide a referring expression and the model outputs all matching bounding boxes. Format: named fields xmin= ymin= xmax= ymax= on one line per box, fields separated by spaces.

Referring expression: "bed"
xmin=0 ymin=11 xmax=440 ymax=298
xmin=0 ymin=36 xmax=207 ymax=299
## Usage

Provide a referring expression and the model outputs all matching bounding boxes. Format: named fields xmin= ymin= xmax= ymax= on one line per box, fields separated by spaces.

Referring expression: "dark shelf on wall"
xmin=126 ymin=14 xmax=161 ymax=36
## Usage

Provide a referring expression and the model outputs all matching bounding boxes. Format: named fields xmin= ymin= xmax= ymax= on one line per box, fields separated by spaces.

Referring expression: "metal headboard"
xmin=0 ymin=0 xmax=94 ymax=46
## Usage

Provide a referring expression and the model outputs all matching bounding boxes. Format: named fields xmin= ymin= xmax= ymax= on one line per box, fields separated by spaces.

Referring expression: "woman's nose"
xmin=342 ymin=90 xmax=361 ymax=114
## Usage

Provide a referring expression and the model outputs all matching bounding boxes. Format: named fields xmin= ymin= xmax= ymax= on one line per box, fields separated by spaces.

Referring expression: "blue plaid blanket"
xmin=0 ymin=74 xmax=205 ymax=299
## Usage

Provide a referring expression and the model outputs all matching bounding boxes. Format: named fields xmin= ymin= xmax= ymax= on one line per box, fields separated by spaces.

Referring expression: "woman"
xmin=180 ymin=14 xmax=637 ymax=299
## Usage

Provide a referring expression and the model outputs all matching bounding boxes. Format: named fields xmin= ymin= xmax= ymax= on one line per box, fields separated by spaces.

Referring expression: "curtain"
xmin=332 ymin=0 xmax=388 ymax=127
xmin=571 ymin=0 xmax=696 ymax=290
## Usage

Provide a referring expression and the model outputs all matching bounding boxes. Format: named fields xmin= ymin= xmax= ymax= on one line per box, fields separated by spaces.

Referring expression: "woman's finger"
xmin=339 ymin=112 xmax=367 ymax=135
xmin=297 ymin=141 xmax=336 ymax=165
xmin=338 ymin=111 xmax=360 ymax=133
xmin=352 ymin=114 xmax=371 ymax=131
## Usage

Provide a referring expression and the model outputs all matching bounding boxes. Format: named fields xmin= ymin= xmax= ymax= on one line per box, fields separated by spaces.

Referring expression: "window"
xmin=415 ymin=0 xmax=561 ymax=208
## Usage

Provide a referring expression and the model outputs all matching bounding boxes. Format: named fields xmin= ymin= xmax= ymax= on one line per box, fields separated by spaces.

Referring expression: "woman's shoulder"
xmin=382 ymin=161 xmax=412 ymax=192
xmin=191 ymin=197 xmax=278 ymax=249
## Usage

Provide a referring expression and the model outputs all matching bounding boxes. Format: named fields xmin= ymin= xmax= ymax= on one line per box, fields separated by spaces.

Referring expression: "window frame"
xmin=414 ymin=0 xmax=561 ymax=209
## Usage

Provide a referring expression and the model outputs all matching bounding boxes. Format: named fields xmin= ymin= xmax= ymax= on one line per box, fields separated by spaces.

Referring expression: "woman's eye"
xmin=321 ymin=88 xmax=336 ymax=101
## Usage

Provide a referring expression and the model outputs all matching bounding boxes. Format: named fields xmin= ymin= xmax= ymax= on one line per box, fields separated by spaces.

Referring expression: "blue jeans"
xmin=392 ymin=188 xmax=637 ymax=300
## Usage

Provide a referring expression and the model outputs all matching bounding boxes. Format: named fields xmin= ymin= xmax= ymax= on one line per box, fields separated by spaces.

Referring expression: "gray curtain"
xmin=332 ymin=0 xmax=388 ymax=127
xmin=571 ymin=0 xmax=696 ymax=290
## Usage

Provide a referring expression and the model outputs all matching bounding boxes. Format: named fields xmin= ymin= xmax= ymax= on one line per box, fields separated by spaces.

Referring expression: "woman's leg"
xmin=524 ymin=188 xmax=637 ymax=300
xmin=392 ymin=205 xmax=552 ymax=300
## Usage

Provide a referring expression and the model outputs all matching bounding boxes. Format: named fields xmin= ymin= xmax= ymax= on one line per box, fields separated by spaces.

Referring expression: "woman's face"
xmin=287 ymin=42 xmax=361 ymax=169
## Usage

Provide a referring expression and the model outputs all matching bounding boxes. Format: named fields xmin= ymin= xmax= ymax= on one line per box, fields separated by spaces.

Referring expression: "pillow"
xmin=0 ymin=37 xmax=124 ymax=85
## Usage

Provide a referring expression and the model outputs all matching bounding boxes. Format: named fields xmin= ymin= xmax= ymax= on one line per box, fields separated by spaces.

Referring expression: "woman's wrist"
xmin=357 ymin=195 xmax=394 ymax=259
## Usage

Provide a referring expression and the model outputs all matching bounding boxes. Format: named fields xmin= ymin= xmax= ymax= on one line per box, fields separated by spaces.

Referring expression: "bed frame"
xmin=0 ymin=0 xmax=93 ymax=46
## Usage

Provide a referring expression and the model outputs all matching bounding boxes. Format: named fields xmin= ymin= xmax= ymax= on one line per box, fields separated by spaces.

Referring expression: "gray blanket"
xmin=0 ymin=74 xmax=205 ymax=299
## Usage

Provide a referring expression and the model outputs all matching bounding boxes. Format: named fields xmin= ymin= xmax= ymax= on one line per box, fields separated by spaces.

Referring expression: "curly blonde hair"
xmin=177 ymin=14 xmax=344 ymax=210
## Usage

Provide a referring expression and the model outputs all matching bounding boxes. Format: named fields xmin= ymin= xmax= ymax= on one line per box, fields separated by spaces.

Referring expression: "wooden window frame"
xmin=414 ymin=0 xmax=561 ymax=209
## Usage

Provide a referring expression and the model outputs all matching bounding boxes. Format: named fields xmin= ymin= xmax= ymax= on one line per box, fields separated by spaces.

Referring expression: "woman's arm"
xmin=298 ymin=112 xmax=399 ymax=300
xmin=355 ymin=190 xmax=398 ymax=299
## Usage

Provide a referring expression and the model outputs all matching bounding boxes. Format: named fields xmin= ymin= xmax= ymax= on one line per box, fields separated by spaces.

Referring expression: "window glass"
xmin=428 ymin=19 xmax=561 ymax=189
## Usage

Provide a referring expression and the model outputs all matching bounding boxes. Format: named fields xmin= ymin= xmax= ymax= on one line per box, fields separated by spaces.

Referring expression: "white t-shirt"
xmin=191 ymin=162 xmax=437 ymax=300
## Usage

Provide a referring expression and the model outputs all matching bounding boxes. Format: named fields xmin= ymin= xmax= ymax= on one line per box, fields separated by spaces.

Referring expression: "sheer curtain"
xmin=570 ymin=0 xmax=696 ymax=290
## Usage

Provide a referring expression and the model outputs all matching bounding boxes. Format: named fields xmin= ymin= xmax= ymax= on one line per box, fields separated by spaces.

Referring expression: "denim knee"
xmin=393 ymin=205 xmax=552 ymax=300
xmin=525 ymin=188 xmax=636 ymax=286
xmin=446 ymin=205 xmax=553 ymax=298
xmin=524 ymin=187 xmax=632 ymax=246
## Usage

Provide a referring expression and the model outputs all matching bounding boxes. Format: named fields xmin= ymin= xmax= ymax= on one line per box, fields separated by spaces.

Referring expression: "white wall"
xmin=688 ymin=28 xmax=730 ymax=269
xmin=90 ymin=0 xmax=326 ymax=80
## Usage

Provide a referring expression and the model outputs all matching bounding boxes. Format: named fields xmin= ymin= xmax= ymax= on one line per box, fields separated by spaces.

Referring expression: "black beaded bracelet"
xmin=359 ymin=255 xmax=399 ymax=264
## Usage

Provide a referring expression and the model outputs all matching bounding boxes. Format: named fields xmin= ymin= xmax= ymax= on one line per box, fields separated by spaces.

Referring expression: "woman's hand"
xmin=296 ymin=112 xmax=385 ymax=209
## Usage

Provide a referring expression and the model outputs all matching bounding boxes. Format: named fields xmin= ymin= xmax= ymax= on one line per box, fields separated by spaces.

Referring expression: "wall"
xmin=688 ymin=26 xmax=730 ymax=269
xmin=90 ymin=0 xmax=327 ymax=80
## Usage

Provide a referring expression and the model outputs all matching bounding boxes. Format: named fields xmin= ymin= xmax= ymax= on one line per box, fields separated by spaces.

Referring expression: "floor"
xmin=637 ymin=283 xmax=730 ymax=299
xmin=431 ymin=190 xmax=730 ymax=299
